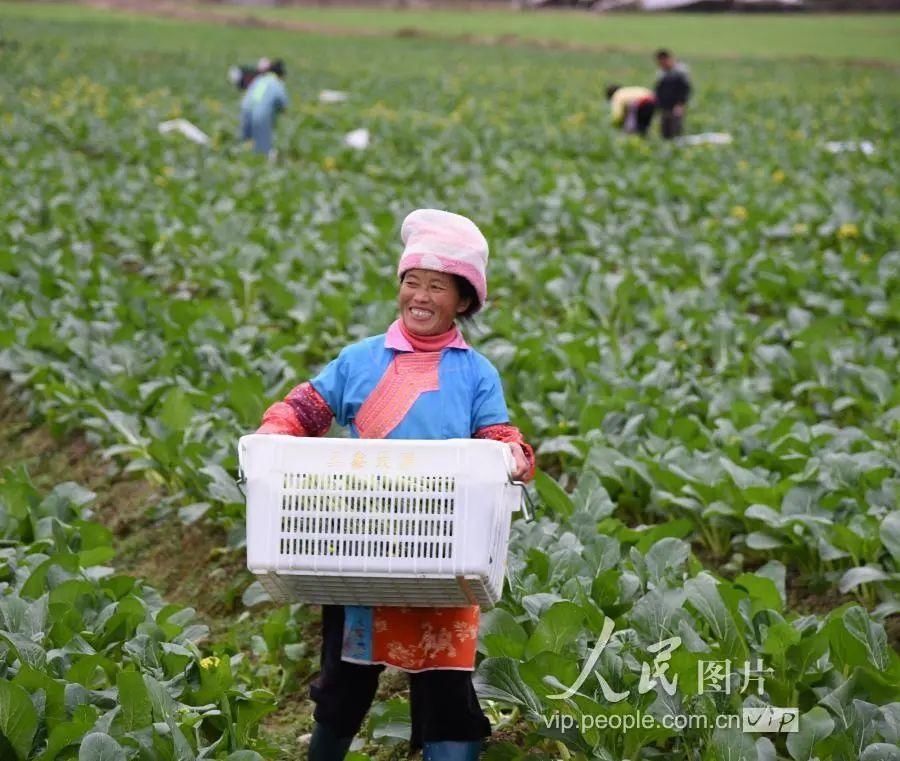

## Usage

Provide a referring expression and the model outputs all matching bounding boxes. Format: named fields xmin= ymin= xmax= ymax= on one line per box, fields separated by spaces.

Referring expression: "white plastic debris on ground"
xmin=319 ymin=89 xmax=349 ymax=104
xmin=824 ymin=140 xmax=876 ymax=155
xmin=344 ymin=128 xmax=370 ymax=150
xmin=676 ymin=132 xmax=733 ymax=146
xmin=158 ymin=119 xmax=210 ymax=146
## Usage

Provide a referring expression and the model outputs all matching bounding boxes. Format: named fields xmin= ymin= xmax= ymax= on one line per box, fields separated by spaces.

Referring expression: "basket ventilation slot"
xmin=277 ymin=472 xmax=456 ymax=560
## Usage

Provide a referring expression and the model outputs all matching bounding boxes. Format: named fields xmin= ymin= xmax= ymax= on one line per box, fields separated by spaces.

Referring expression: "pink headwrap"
xmin=398 ymin=209 xmax=489 ymax=310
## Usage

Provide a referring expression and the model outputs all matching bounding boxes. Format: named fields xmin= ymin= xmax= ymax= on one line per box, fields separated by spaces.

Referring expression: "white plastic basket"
xmin=239 ymin=434 xmax=524 ymax=609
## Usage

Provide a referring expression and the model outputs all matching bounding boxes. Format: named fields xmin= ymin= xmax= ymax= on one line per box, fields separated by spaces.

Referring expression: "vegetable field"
xmin=1 ymin=4 xmax=898 ymax=760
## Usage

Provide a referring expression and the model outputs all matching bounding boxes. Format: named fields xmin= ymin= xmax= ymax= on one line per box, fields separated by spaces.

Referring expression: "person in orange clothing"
xmin=256 ymin=208 xmax=535 ymax=761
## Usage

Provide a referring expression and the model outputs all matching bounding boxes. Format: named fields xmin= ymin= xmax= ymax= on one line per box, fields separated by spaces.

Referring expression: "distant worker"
xmin=239 ymin=59 xmax=287 ymax=157
xmin=606 ymin=84 xmax=656 ymax=137
xmin=654 ymin=49 xmax=691 ymax=140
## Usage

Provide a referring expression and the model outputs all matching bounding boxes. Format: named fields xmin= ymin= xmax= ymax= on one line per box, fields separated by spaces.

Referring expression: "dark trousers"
xmin=310 ymin=605 xmax=491 ymax=749
xmin=625 ymin=101 xmax=655 ymax=137
xmin=635 ymin=101 xmax=656 ymax=137
xmin=660 ymin=109 xmax=684 ymax=139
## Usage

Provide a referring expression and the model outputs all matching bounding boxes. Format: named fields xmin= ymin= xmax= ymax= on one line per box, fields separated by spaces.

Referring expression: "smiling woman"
xmin=255 ymin=208 xmax=535 ymax=760
xmin=397 ymin=209 xmax=486 ymax=331
xmin=399 ymin=270 xmax=478 ymax=335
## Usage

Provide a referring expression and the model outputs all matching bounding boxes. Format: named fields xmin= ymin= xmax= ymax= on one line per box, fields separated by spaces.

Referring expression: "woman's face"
xmin=398 ymin=269 xmax=471 ymax=336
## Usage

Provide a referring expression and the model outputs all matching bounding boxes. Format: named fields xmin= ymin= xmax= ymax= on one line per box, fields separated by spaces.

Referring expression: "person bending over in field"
xmin=654 ymin=49 xmax=692 ymax=140
xmin=239 ymin=58 xmax=287 ymax=157
xmin=606 ymin=84 xmax=656 ymax=137
xmin=256 ymin=209 xmax=535 ymax=761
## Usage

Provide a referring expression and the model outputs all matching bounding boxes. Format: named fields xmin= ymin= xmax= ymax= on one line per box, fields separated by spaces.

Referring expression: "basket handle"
xmin=236 ymin=439 xmax=247 ymax=496
xmin=507 ymin=478 xmax=534 ymax=521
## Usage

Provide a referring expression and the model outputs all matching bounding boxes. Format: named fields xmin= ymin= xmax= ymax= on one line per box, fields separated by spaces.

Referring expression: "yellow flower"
xmin=730 ymin=206 xmax=748 ymax=221
xmin=200 ymin=656 xmax=220 ymax=670
xmin=676 ymin=339 xmax=688 ymax=351
xmin=772 ymin=169 xmax=785 ymax=183
xmin=792 ymin=223 xmax=808 ymax=236
xmin=322 ymin=156 xmax=337 ymax=172
xmin=858 ymin=253 xmax=871 ymax=263
xmin=838 ymin=223 xmax=858 ymax=239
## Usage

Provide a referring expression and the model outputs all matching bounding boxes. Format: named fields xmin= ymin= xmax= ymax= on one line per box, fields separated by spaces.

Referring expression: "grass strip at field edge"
xmin=9 ymin=0 xmax=900 ymax=67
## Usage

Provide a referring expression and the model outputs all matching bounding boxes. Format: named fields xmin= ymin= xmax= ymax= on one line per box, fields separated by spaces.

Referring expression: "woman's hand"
xmin=507 ymin=442 xmax=530 ymax=481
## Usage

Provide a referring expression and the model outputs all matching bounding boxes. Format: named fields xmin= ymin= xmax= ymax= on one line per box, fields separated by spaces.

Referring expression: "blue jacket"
xmin=310 ymin=332 xmax=510 ymax=440
xmin=241 ymin=72 xmax=287 ymax=123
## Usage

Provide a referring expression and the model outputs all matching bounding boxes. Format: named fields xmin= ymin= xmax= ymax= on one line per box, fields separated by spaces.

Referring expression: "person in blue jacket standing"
xmin=240 ymin=59 xmax=287 ymax=156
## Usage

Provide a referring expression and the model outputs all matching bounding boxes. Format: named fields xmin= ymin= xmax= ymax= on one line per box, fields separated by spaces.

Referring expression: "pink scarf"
xmin=397 ymin=320 xmax=461 ymax=352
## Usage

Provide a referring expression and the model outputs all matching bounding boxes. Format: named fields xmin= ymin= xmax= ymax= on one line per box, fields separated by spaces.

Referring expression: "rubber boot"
xmin=308 ymin=722 xmax=353 ymax=761
xmin=422 ymin=741 xmax=482 ymax=761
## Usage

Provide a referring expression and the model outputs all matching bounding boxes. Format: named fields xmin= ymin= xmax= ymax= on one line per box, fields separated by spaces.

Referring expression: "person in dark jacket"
xmin=654 ymin=49 xmax=691 ymax=140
